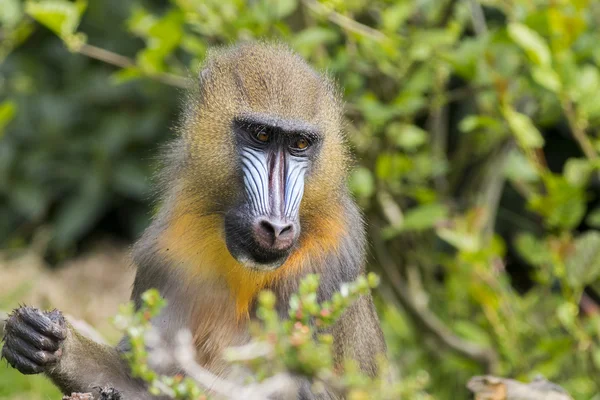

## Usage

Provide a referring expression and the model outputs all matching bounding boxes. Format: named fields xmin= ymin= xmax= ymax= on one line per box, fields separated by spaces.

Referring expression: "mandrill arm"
xmin=1 ymin=307 xmax=156 ymax=399
xmin=330 ymin=294 xmax=386 ymax=377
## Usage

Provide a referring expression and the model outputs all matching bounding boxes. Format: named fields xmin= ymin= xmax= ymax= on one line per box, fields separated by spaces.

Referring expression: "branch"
xmin=76 ymin=44 xmax=192 ymax=89
xmin=467 ymin=375 xmax=573 ymax=400
xmin=300 ymin=0 xmax=388 ymax=42
xmin=162 ymin=330 xmax=297 ymax=400
xmin=370 ymin=228 xmax=500 ymax=373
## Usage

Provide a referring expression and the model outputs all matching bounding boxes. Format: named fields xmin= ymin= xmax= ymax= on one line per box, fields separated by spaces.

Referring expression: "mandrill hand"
xmin=1 ymin=307 xmax=66 ymax=374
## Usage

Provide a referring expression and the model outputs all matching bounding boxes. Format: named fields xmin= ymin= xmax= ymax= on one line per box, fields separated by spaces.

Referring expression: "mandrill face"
xmin=224 ymin=114 xmax=323 ymax=270
xmin=182 ymin=43 xmax=348 ymax=272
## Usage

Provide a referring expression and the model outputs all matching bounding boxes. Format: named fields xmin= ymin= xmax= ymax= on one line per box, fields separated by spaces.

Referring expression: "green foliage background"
xmin=2 ymin=0 xmax=600 ymax=398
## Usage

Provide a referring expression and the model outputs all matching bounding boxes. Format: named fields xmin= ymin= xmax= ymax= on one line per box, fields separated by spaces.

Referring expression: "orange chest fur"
xmin=158 ymin=206 xmax=344 ymax=320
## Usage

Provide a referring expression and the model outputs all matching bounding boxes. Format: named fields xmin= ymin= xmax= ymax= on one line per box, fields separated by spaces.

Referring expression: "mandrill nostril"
xmin=254 ymin=218 xmax=295 ymax=249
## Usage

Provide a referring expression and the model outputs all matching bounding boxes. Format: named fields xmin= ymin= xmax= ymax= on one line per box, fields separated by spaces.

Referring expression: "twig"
xmin=76 ymin=43 xmax=192 ymax=89
xmin=77 ymin=44 xmax=133 ymax=68
xmin=173 ymin=331 xmax=296 ymax=400
xmin=562 ymin=98 xmax=597 ymax=160
xmin=467 ymin=375 xmax=573 ymax=400
xmin=428 ymin=66 xmax=450 ymax=194
xmin=370 ymin=227 xmax=500 ymax=373
xmin=300 ymin=0 xmax=388 ymax=42
xmin=223 ymin=341 xmax=272 ymax=362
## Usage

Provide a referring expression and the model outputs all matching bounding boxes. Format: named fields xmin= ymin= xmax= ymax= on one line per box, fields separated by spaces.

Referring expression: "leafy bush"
xmin=113 ymin=274 xmax=432 ymax=399
xmin=3 ymin=0 xmax=600 ymax=398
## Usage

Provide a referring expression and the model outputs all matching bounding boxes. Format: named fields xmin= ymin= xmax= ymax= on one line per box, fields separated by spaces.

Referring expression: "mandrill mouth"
xmin=224 ymin=210 xmax=300 ymax=271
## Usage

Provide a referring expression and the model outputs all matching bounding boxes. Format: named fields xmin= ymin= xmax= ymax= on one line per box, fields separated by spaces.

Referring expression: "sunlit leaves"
xmin=386 ymin=123 xmax=427 ymax=151
xmin=25 ymin=0 xmax=86 ymax=48
xmin=381 ymin=2 xmax=413 ymax=33
xmin=269 ymin=0 xmax=297 ymax=19
xmin=531 ymin=66 xmax=561 ymax=92
xmin=563 ymin=158 xmax=593 ymax=188
xmin=292 ymin=27 xmax=339 ymax=57
xmin=528 ymin=174 xmax=587 ymax=230
xmin=502 ymin=105 xmax=545 ymax=149
xmin=573 ymin=65 xmax=600 ymax=123
xmin=382 ymin=203 xmax=448 ymax=238
xmin=565 ymin=231 xmax=600 ymax=288
xmin=507 ymin=23 xmax=551 ymax=67
xmin=0 ymin=0 xmax=24 ymax=28
xmin=128 ymin=8 xmax=184 ymax=74
xmin=514 ymin=233 xmax=552 ymax=267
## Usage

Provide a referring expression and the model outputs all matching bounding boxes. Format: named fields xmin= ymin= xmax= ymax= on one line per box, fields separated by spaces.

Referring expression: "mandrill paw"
xmin=1 ymin=306 xmax=66 ymax=374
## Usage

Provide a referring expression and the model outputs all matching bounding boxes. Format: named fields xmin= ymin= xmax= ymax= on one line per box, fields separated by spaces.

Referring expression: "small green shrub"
xmin=113 ymin=274 xmax=432 ymax=399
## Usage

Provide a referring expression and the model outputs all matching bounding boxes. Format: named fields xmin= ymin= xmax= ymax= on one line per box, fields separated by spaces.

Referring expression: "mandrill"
xmin=1 ymin=43 xmax=386 ymax=399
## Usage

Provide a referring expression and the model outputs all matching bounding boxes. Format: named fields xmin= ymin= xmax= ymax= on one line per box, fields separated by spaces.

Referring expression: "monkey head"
xmin=179 ymin=43 xmax=349 ymax=271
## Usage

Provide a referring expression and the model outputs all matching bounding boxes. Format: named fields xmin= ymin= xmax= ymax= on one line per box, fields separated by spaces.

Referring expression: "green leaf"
xmin=25 ymin=0 xmax=87 ymax=38
xmin=453 ymin=321 xmax=492 ymax=347
xmin=386 ymin=123 xmax=427 ymax=151
xmin=528 ymin=174 xmax=586 ymax=229
xmin=375 ymin=153 xmax=412 ymax=181
xmin=586 ymin=208 xmax=600 ymax=228
xmin=110 ymin=67 xmax=142 ymax=85
xmin=459 ymin=115 xmax=502 ymax=133
xmin=556 ymin=302 xmax=578 ymax=330
xmin=507 ymin=22 xmax=551 ymax=66
xmin=531 ymin=66 xmax=561 ymax=92
xmin=504 ymin=150 xmax=539 ymax=182
xmin=386 ymin=203 xmax=448 ymax=235
xmin=565 ymin=231 xmax=600 ymax=287
xmin=0 ymin=100 xmax=17 ymax=135
xmin=381 ymin=2 xmax=413 ymax=32
xmin=0 ymin=0 xmax=23 ymax=28
xmin=502 ymin=105 xmax=545 ymax=149
xmin=563 ymin=158 xmax=592 ymax=187
xmin=269 ymin=0 xmax=297 ymax=19
xmin=513 ymin=233 xmax=552 ymax=267
xmin=348 ymin=167 xmax=375 ymax=199
xmin=436 ymin=227 xmax=479 ymax=252
xmin=293 ymin=27 xmax=338 ymax=54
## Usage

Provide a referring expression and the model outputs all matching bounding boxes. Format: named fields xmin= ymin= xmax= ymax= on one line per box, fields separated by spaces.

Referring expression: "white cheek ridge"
xmin=241 ymin=147 xmax=308 ymax=219
xmin=241 ymin=148 xmax=270 ymax=215
xmin=284 ymin=163 xmax=307 ymax=219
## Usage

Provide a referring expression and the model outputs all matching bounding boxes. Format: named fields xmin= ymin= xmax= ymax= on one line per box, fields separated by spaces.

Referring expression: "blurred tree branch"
xmin=76 ymin=44 xmax=192 ymax=89
xmin=371 ymin=226 xmax=500 ymax=373
xmin=300 ymin=0 xmax=388 ymax=42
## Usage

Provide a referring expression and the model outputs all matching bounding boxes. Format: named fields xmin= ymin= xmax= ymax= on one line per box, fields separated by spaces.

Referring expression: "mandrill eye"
xmin=294 ymin=138 xmax=309 ymax=150
xmin=256 ymin=131 xmax=270 ymax=142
